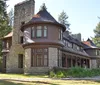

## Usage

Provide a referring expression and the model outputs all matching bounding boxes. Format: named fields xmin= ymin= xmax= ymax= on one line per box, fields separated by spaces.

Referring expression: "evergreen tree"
xmin=93 ymin=22 xmax=100 ymax=47
xmin=8 ymin=8 xmax=14 ymax=27
xmin=58 ymin=11 xmax=70 ymax=30
xmin=0 ymin=0 xmax=12 ymax=57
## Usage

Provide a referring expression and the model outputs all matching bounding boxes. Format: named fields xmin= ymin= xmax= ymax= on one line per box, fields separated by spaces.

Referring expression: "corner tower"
xmin=6 ymin=0 xmax=35 ymax=73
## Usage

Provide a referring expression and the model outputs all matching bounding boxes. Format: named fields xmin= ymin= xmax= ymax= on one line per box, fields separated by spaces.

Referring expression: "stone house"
xmin=1 ymin=0 xmax=100 ymax=74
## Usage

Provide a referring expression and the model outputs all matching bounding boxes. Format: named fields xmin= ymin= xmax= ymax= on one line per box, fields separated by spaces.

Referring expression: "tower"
xmin=6 ymin=0 xmax=35 ymax=73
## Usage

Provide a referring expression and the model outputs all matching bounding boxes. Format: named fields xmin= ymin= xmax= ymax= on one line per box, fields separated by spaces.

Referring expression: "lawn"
xmin=0 ymin=73 xmax=100 ymax=85
xmin=0 ymin=73 xmax=48 ymax=78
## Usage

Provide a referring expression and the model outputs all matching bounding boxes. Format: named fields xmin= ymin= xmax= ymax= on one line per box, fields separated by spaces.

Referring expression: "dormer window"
xmin=68 ymin=41 xmax=72 ymax=48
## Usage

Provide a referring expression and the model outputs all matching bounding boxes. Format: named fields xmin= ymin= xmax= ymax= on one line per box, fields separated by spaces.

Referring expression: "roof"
xmin=2 ymin=31 xmax=13 ymax=39
xmin=82 ymin=38 xmax=98 ymax=49
xmin=21 ymin=8 xmax=66 ymax=31
xmin=63 ymin=31 xmax=82 ymax=46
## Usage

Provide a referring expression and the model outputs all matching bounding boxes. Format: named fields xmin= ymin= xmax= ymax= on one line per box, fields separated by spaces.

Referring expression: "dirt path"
xmin=0 ymin=76 xmax=100 ymax=82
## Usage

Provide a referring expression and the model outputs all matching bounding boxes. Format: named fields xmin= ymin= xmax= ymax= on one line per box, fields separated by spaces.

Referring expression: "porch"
xmin=62 ymin=52 xmax=90 ymax=68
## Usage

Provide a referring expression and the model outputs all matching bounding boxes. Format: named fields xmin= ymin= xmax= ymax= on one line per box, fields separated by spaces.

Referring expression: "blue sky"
xmin=6 ymin=0 xmax=100 ymax=40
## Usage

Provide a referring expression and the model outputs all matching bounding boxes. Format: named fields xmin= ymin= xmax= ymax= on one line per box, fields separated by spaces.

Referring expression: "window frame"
xmin=36 ymin=26 xmax=42 ymax=38
xmin=31 ymin=48 xmax=48 ymax=67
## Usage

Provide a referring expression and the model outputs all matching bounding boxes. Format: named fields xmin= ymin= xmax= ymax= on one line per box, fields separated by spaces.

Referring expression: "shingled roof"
xmin=82 ymin=38 xmax=98 ymax=49
xmin=22 ymin=8 xmax=66 ymax=31
xmin=63 ymin=31 xmax=82 ymax=46
xmin=1 ymin=31 xmax=13 ymax=40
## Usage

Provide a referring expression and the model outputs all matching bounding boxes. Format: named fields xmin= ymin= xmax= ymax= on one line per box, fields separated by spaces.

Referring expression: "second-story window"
xmin=43 ymin=26 xmax=47 ymax=37
xmin=96 ymin=50 xmax=100 ymax=56
xmin=31 ymin=27 xmax=35 ymax=38
xmin=59 ymin=28 xmax=62 ymax=40
xmin=36 ymin=26 xmax=42 ymax=38
xmin=68 ymin=41 xmax=72 ymax=48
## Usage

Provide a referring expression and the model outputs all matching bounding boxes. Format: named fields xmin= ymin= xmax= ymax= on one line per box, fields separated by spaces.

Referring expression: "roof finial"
xmin=39 ymin=3 xmax=47 ymax=11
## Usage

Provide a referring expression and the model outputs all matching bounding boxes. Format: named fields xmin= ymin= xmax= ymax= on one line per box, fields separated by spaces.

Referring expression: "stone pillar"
xmin=90 ymin=59 xmax=97 ymax=68
xmin=48 ymin=48 xmax=58 ymax=67
xmin=24 ymin=48 xmax=31 ymax=74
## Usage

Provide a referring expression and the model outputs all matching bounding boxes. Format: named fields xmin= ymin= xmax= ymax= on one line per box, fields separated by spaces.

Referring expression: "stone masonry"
xmin=6 ymin=0 xmax=35 ymax=73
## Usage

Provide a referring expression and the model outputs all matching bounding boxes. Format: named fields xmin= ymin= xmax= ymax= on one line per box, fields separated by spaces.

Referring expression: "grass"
xmin=0 ymin=73 xmax=48 ymax=78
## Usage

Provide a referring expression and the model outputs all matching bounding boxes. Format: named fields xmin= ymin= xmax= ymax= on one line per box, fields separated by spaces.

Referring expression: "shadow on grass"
xmin=0 ymin=80 xmax=24 ymax=85
xmin=0 ymin=80 xmax=59 ymax=85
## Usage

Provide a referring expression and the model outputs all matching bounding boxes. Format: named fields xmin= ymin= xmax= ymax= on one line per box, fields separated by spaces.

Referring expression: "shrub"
xmin=49 ymin=71 xmax=56 ymax=78
xmin=49 ymin=67 xmax=100 ymax=78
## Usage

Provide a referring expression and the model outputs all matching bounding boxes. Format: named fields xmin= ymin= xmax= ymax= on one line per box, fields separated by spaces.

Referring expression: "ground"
xmin=0 ymin=73 xmax=100 ymax=85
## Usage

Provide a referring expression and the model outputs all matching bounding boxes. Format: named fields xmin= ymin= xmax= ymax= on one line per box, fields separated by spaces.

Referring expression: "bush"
xmin=49 ymin=71 xmax=56 ymax=78
xmin=49 ymin=67 xmax=100 ymax=78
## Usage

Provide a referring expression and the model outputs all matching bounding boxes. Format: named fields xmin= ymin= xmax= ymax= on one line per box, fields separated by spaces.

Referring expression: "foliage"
xmin=58 ymin=11 xmax=70 ymax=30
xmin=8 ymin=8 xmax=14 ymax=27
xmin=0 ymin=0 xmax=12 ymax=66
xmin=93 ymin=22 xmax=100 ymax=47
xmin=39 ymin=3 xmax=47 ymax=11
xmin=49 ymin=67 xmax=100 ymax=78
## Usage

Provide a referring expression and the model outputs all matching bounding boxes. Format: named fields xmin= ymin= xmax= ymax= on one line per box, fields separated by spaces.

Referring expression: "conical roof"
xmin=29 ymin=8 xmax=58 ymax=23
xmin=22 ymin=8 xmax=66 ymax=31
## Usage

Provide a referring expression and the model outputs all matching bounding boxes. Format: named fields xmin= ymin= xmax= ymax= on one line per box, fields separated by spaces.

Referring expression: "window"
xmin=36 ymin=26 xmax=42 ymax=37
xmin=31 ymin=27 xmax=35 ymax=38
xmin=20 ymin=36 xmax=23 ymax=44
xmin=43 ymin=26 xmax=47 ymax=37
xmin=68 ymin=41 xmax=72 ymax=48
xmin=59 ymin=28 xmax=62 ymax=40
xmin=96 ymin=50 xmax=100 ymax=56
xmin=31 ymin=26 xmax=48 ymax=38
xmin=31 ymin=48 xmax=48 ymax=67
xmin=18 ymin=54 xmax=23 ymax=68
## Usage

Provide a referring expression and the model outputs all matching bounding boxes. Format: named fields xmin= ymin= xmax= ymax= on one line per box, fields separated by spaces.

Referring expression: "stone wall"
xmin=24 ymin=47 xmax=59 ymax=74
xmin=6 ymin=44 xmax=24 ymax=73
xmin=48 ymin=47 xmax=58 ymax=67
xmin=90 ymin=59 xmax=97 ymax=68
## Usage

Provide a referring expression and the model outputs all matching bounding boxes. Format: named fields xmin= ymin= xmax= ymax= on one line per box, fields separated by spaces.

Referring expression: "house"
xmin=1 ymin=0 xmax=100 ymax=74
xmin=83 ymin=38 xmax=100 ymax=68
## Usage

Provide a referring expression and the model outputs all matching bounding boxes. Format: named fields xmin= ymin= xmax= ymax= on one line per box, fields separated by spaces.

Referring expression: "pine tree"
xmin=58 ymin=11 xmax=70 ymax=30
xmin=0 ymin=0 xmax=12 ymax=57
xmin=93 ymin=22 xmax=100 ymax=47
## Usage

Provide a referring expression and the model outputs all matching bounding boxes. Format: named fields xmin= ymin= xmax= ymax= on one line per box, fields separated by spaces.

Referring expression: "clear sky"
xmin=6 ymin=0 xmax=100 ymax=40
